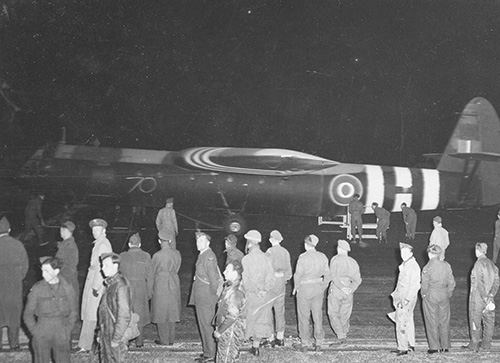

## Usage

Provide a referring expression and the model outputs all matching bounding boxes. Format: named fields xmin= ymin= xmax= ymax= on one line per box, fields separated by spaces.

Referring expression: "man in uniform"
xmin=265 ymin=230 xmax=292 ymax=347
xmin=241 ymin=230 xmax=275 ymax=356
xmin=188 ymin=232 xmax=222 ymax=362
xmin=401 ymin=203 xmax=417 ymax=240
xmin=56 ymin=220 xmax=79 ymax=308
xmin=421 ymin=245 xmax=456 ymax=354
xmin=156 ymin=197 xmax=178 ymax=249
xmin=24 ymin=193 xmax=46 ymax=244
xmin=429 ymin=216 xmax=449 ymax=261
xmin=328 ymin=239 xmax=362 ymax=345
xmin=348 ymin=194 xmax=364 ymax=244
xmin=224 ymin=234 xmax=244 ymax=267
xmin=293 ymin=234 xmax=331 ymax=352
xmin=24 ymin=257 xmax=77 ymax=362
xmin=462 ymin=243 xmax=499 ymax=352
xmin=119 ymin=232 xmax=153 ymax=348
xmin=492 ymin=209 xmax=500 ymax=264
xmin=371 ymin=202 xmax=390 ymax=243
xmin=0 ymin=216 xmax=29 ymax=351
xmin=98 ymin=252 xmax=132 ymax=362
xmin=77 ymin=218 xmax=113 ymax=353
xmin=390 ymin=242 xmax=421 ymax=356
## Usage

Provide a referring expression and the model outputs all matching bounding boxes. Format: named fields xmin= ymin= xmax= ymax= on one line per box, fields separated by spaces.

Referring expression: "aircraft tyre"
xmin=223 ymin=213 xmax=247 ymax=236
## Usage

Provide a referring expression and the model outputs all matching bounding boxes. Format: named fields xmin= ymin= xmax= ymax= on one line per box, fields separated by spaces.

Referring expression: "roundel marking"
xmin=329 ymin=174 xmax=363 ymax=206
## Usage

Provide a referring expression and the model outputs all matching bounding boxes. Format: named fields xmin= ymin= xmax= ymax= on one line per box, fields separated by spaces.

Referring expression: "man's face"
xmin=196 ymin=236 xmax=209 ymax=251
xmin=60 ymin=227 xmax=70 ymax=240
xmin=42 ymin=264 xmax=59 ymax=284
xmin=166 ymin=202 xmax=173 ymax=208
xmin=101 ymin=258 xmax=118 ymax=278
xmin=223 ymin=263 xmax=237 ymax=281
xmin=92 ymin=226 xmax=104 ymax=239
xmin=497 ymin=213 xmax=500 ymax=220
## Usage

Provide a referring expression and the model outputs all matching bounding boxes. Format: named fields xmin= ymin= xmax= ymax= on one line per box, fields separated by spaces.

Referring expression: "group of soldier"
xmin=1 ymin=195 xmax=500 ymax=362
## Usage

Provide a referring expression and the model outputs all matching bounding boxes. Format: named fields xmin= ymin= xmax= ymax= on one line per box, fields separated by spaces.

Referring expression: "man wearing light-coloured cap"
xmin=328 ymin=239 xmax=361 ymax=345
xmin=421 ymin=244 xmax=455 ymax=354
xmin=429 ymin=216 xmax=449 ymax=260
xmin=265 ymin=230 xmax=292 ymax=347
xmin=293 ymin=234 xmax=331 ymax=352
xmin=77 ymin=218 xmax=112 ymax=352
xmin=56 ymin=220 xmax=80 ymax=309
xmin=241 ymin=229 xmax=275 ymax=357
xmin=390 ymin=242 xmax=421 ymax=356
xmin=462 ymin=242 xmax=499 ymax=352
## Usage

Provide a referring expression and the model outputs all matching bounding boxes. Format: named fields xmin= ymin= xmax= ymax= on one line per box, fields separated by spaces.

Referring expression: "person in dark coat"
xmin=119 ymin=232 xmax=153 ymax=348
xmin=401 ymin=203 xmax=417 ymax=240
xmin=421 ymin=245 xmax=456 ymax=354
xmin=151 ymin=237 xmax=182 ymax=346
xmin=0 ymin=216 xmax=29 ymax=351
xmin=189 ymin=232 xmax=223 ymax=363
xmin=98 ymin=252 xmax=132 ymax=363
xmin=23 ymin=257 xmax=78 ymax=363
xmin=24 ymin=193 xmax=46 ymax=244
xmin=371 ymin=202 xmax=390 ymax=244
xmin=348 ymin=194 xmax=364 ymax=243
xmin=55 ymin=220 xmax=79 ymax=308
xmin=224 ymin=234 xmax=244 ymax=267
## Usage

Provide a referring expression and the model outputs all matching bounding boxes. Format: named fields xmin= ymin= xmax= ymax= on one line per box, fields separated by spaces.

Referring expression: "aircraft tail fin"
xmin=437 ymin=97 xmax=500 ymax=206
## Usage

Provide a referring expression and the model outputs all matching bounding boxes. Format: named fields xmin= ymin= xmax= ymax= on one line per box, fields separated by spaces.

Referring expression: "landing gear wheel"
xmin=223 ymin=214 xmax=247 ymax=236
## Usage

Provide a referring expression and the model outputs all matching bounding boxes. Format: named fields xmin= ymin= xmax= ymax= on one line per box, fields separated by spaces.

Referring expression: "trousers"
xmin=328 ymin=289 xmax=353 ymax=339
xmin=422 ymin=296 xmax=451 ymax=350
xmin=297 ymin=292 xmax=325 ymax=346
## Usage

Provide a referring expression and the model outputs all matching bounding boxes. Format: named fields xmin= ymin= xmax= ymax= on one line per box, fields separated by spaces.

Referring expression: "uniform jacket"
xmin=242 ymin=247 xmax=275 ymax=295
xmin=374 ymin=206 xmax=390 ymax=223
xmin=421 ymin=257 xmax=455 ymax=302
xmin=225 ymin=247 xmax=244 ymax=267
xmin=266 ymin=244 xmax=292 ymax=294
xmin=81 ymin=236 xmax=112 ymax=321
xmin=151 ymin=246 xmax=182 ymax=323
xmin=294 ymin=249 xmax=331 ymax=298
xmin=349 ymin=199 xmax=364 ymax=216
xmin=98 ymin=273 xmax=131 ymax=343
xmin=470 ymin=255 xmax=500 ymax=304
xmin=329 ymin=254 xmax=362 ymax=295
xmin=402 ymin=206 xmax=417 ymax=225
xmin=120 ymin=247 xmax=154 ymax=327
xmin=56 ymin=236 xmax=79 ymax=299
xmin=0 ymin=234 xmax=28 ymax=327
xmin=215 ymin=281 xmax=246 ymax=333
xmin=23 ymin=276 xmax=78 ymax=334
xmin=189 ymin=248 xmax=222 ymax=306
xmin=155 ymin=207 xmax=178 ymax=241
xmin=392 ymin=256 xmax=421 ymax=303
xmin=429 ymin=226 xmax=450 ymax=251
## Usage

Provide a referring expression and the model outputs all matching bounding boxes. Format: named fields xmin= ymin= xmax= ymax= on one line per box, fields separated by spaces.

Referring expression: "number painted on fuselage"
xmin=125 ymin=176 xmax=158 ymax=194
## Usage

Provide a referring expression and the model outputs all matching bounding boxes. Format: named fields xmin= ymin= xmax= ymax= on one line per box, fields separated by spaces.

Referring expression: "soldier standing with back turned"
xmin=348 ymin=194 xmax=364 ymax=244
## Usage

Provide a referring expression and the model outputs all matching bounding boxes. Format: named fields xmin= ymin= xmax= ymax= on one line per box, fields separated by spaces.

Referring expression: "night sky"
xmin=1 ymin=0 xmax=500 ymax=167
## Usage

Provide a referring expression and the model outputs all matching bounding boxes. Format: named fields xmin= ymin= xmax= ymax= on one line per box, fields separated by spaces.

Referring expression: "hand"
xmin=111 ymin=340 xmax=120 ymax=348
xmin=213 ymin=330 xmax=221 ymax=340
xmin=92 ymin=288 xmax=99 ymax=297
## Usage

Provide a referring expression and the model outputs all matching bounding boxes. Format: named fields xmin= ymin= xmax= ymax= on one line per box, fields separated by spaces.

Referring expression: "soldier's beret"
xmin=269 ymin=230 xmax=283 ymax=243
xmin=0 ymin=216 xmax=10 ymax=234
xmin=89 ymin=218 xmax=107 ymax=229
xmin=427 ymin=244 xmax=442 ymax=255
xmin=225 ymin=234 xmax=238 ymax=246
xmin=61 ymin=220 xmax=76 ymax=232
xmin=305 ymin=234 xmax=319 ymax=247
xmin=338 ymin=239 xmax=351 ymax=252
xmin=244 ymin=229 xmax=262 ymax=243
xmin=399 ymin=242 xmax=413 ymax=251
xmin=475 ymin=242 xmax=488 ymax=254
xmin=433 ymin=216 xmax=442 ymax=223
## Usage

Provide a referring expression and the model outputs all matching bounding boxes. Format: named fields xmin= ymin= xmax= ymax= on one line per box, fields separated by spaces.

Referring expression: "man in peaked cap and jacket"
xmin=77 ymin=218 xmax=113 ymax=353
xmin=390 ymin=242 xmax=421 ymax=356
xmin=0 ymin=216 xmax=28 ymax=351
xmin=421 ymin=245 xmax=456 ymax=354
xmin=328 ymin=239 xmax=362 ymax=345
xmin=293 ymin=234 xmax=331 ymax=352
xmin=224 ymin=234 xmax=244 ymax=267
xmin=241 ymin=229 xmax=275 ymax=356
xmin=265 ymin=230 xmax=292 ymax=347
xmin=462 ymin=243 xmax=499 ymax=352
xmin=189 ymin=232 xmax=222 ymax=362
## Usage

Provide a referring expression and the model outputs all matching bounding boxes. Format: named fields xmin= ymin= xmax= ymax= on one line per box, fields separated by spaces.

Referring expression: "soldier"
xmin=98 ymin=252 xmax=132 ymax=362
xmin=151 ymin=237 xmax=181 ymax=346
xmin=421 ymin=245 xmax=456 ymax=354
xmin=390 ymin=243 xmax=421 ymax=356
xmin=224 ymin=234 xmax=244 ymax=267
xmin=24 ymin=257 xmax=77 ymax=363
xmin=0 ymin=216 xmax=29 ymax=351
xmin=328 ymin=239 xmax=362 ymax=345
xmin=241 ymin=230 xmax=275 ymax=356
xmin=401 ymin=203 xmax=417 ymax=240
xmin=77 ymin=218 xmax=113 ymax=353
xmin=429 ymin=216 xmax=449 ymax=261
xmin=293 ymin=234 xmax=331 ymax=352
xmin=24 ymin=193 xmax=46 ymax=244
xmin=462 ymin=243 xmax=499 ymax=352
xmin=188 ymin=232 xmax=222 ymax=363
xmin=120 ymin=233 xmax=154 ymax=348
xmin=493 ymin=209 xmax=500 ymax=264
xmin=55 ymin=221 xmax=79 ymax=308
xmin=155 ymin=197 xmax=178 ymax=249
xmin=371 ymin=202 xmax=390 ymax=243
xmin=265 ymin=230 xmax=292 ymax=347
xmin=348 ymin=194 xmax=364 ymax=244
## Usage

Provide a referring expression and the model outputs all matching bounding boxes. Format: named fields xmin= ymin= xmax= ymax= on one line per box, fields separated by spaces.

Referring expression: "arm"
xmin=23 ymin=287 xmax=38 ymax=333
xmin=284 ymin=251 xmax=292 ymax=281
xmin=350 ymin=260 xmax=362 ymax=293
xmin=146 ymin=256 xmax=154 ymax=300
xmin=155 ymin=210 xmax=163 ymax=230
xmin=477 ymin=261 xmax=489 ymax=299
xmin=488 ymin=264 xmax=500 ymax=298
xmin=91 ymin=242 xmax=112 ymax=291
xmin=19 ymin=245 xmax=29 ymax=278
xmin=293 ymin=256 xmax=304 ymax=292
xmin=446 ymin=264 xmax=456 ymax=298
xmin=112 ymin=284 xmax=132 ymax=343
xmin=206 ymin=256 xmax=222 ymax=296
xmin=173 ymin=211 xmax=178 ymax=235
xmin=322 ymin=256 xmax=332 ymax=289
xmin=420 ymin=266 xmax=429 ymax=297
